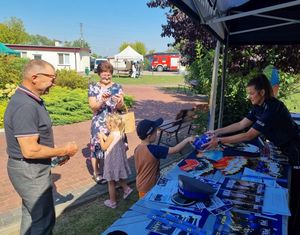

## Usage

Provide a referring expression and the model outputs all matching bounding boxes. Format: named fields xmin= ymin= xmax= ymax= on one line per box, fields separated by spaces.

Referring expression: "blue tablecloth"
xmin=103 ymin=148 xmax=290 ymax=235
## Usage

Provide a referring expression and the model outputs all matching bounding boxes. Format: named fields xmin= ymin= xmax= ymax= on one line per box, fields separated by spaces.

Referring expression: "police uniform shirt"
xmin=246 ymin=97 xmax=299 ymax=148
xmin=4 ymin=85 xmax=54 ymax=162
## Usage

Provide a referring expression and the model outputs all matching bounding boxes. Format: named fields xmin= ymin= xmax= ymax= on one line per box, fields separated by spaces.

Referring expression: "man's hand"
xmin=65 ymin=142 xmax=78 ymax=157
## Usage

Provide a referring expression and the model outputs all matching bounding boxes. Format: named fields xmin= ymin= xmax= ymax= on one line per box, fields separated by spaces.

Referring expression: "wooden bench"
xmin=177 ymin=79 xmax=198 ymax=95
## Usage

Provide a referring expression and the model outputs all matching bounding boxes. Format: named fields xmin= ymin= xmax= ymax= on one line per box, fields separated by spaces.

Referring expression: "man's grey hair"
xmin=23 ymin=60 xmax=55 ymax=80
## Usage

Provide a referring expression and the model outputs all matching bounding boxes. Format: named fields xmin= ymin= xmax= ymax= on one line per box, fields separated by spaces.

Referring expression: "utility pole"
xmin=80 ymin=23 xmax=83 ymax=48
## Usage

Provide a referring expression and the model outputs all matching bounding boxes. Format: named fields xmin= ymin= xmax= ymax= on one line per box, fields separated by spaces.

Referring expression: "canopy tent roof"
xmin=0 ymin=42 xmax=20 ymax=56
xmin=169 ymin=0 xmax=300 ymax=46
xmin=114 ymin=46 xmax=143 ymax=61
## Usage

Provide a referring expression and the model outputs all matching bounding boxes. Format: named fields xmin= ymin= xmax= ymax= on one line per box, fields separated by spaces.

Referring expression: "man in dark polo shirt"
xmin=4 ymin=59 xmax=78 ymax=235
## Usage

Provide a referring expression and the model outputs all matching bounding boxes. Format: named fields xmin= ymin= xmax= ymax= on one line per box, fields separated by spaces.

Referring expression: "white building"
xmin=6 ymin=44 xmax=90 ymax=73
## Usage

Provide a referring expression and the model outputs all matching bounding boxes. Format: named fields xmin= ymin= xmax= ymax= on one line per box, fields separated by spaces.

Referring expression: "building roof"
xmin=5 ymin=44 xmax=90 ymax=53
xmin=0 ymin=42 xmax=20 ymax=56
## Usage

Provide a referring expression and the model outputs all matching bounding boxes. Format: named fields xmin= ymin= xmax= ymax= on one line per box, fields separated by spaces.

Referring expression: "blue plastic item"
xmin=193 ymin=134 xmax=210 ymax=151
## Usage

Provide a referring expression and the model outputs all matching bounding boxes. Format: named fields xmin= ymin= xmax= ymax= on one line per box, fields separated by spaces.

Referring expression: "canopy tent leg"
xmin=218 ymin=35 xmax=229 ymax=128
xmin=208 ymin=40 xmax=221 ymax=130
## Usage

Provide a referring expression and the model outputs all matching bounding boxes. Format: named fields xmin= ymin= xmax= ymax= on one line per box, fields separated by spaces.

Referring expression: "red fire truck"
xmin=147 ymin=53 xmax=180 ymax=72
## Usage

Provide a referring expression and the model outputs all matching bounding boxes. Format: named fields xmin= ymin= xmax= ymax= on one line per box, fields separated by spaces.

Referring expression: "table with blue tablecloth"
xmin=103 ymin=143 xmax=291 ymax=235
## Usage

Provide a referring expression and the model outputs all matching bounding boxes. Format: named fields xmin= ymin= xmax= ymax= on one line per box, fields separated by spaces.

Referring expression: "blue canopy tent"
xmin=168 ymin=0 xmax=300 ymax=129
xmin=0 ymin=42 xmax=20 ymax=56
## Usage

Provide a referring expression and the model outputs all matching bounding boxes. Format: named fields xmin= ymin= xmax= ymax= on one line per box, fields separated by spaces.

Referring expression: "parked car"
xmin=94 ymin=58 xmax=108 ymax=73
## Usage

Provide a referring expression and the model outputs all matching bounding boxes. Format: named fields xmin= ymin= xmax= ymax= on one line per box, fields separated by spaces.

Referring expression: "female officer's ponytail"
xmin=247 ymin=74 xmax=274 ymax=100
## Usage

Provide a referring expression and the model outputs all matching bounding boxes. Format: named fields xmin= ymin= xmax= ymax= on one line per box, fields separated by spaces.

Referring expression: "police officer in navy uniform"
xmin=4 ymin=60 xmax=78 ymax=235
xmin=203 ymin=74 xmax=300 ymax=234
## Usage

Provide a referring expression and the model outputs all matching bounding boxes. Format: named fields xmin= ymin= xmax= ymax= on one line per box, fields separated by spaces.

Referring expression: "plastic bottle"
xmin=193 ymin=134 xmax=210 ymax=151
xmin=109 ymin=87 xmax=119 ymax=106
xmin=51 ymin=156 xmax=70 ymax=168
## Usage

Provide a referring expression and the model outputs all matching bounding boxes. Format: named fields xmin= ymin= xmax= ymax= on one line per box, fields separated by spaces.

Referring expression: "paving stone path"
xmin=0 ymin=84 xmax=207 ymax=232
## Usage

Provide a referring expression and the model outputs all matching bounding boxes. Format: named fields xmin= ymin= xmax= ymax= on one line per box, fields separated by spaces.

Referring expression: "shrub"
xmin=193 ymin=105 xmax=210 ymax=134
xmin=0 ymin=83 xmax=17 ymax=99
xmin=0 ymin=100 xmax=8 ymax=128
xmin=0 ymin=55 xmax=29 ymax=88
xmin=185 ymin=41 xmax=213 ymax=95
xmin=55 ymin=69 xmax=88 ymax=89
xmin=124 ymin=95 xmax=134 ymax=108
xmin=42 ymin=86 xmax=92 ymax=125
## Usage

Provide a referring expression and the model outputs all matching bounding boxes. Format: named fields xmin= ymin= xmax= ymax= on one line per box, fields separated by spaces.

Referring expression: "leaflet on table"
xmin=196 ymin=196 xmax=233 ymax=216
xmin=217 ymin=189 xmax=264 ymax=205
xmin=146 ymin=177 xmax=178 ymax=204
xmin=242 ymin=167 xmax=282 ymax=187
xmin=262 ymin=186 xmax=291 ymax=216
xmin=222 ymin=199 xmax=263 ymax=214
xmin=245 ymin=158 xmax=289 ymax=185
xmin=211 ymin=210 xmax=282 ymax=235
xmin=146 ymin=208 xmax=209 ymax=235
xmin=220 ymin=178 xmax=265 ymax=195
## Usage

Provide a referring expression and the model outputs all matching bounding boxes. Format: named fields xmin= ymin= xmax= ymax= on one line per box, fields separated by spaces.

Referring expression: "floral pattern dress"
xmin=88 ymin=82 xmax=123 ymax=159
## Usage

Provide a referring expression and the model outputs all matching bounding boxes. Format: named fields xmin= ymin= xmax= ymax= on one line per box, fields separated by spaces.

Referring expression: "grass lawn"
xmin=53 ymin=186 xmax=139 ymax=235
xmin=283 ymin=92 xmax=300 ymax=113
xmin=89 ymin=74 xmax=184 ymax=86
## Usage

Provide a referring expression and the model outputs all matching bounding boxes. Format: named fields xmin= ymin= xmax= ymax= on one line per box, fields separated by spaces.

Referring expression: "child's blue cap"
xmin=137 ymin=118 xmax=163 ymax=140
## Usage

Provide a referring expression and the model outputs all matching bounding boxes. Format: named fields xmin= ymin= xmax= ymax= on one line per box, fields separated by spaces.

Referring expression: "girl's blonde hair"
xmin=106 ymin=113 xmax=125 ymax=133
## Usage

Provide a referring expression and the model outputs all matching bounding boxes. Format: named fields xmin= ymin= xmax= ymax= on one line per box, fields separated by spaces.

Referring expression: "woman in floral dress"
xmin=88 ymin=61 xmax=124 ymax=183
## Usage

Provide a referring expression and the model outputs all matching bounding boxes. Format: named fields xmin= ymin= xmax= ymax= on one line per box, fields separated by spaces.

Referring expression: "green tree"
xmin=166 ymin=47 xmax=179 ymax=53
xmin=28 ymin=34 xmax=55 ymax=46
xmin=119 ymin=42 xmax=131 ymax=52
xmin=0 ymin=17 xmax=29 ymax=44
xmin=91 ymin=53 xmax=101 ymax=58
xmin=147 ymin=49 xmax=156 ymax=55
xmin=119 ymin=41 xmax=147 ymax=55
xmin=133 ymin=41 xmax=147 ymax=55
xmin=64 ymin=39 xmax=90 ymax=48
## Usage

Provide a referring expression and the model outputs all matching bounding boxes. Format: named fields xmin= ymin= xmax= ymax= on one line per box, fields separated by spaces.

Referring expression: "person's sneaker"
xmin=104 ymin=199 xmax=117 ymax=209
xmin=123 ymin=187 xmax=133 ymax=199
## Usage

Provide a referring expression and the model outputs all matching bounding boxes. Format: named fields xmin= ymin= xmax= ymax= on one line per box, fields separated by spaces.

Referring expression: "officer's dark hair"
xmin=247 ymin=74 xmax=274 ymax=100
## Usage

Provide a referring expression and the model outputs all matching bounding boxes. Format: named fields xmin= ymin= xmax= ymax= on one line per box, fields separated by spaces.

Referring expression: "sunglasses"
xmin=34 ymin=73 xmax=56 ymax=79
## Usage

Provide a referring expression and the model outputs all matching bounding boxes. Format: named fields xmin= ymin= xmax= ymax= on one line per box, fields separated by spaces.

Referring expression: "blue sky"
xmin=0 ymin=0 xmax=174 ymax=56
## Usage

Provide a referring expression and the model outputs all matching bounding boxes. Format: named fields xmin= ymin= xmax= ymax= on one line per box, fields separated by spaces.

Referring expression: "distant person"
xmin=98 ymin=113 xmax=132 ymax=208
xmin=134 ymin=118 xmax=194 ymax=198
xmin=263 ymin=64 xmax=280 ymax=97
xmin=4 ymin=59 xmax=78 ymax=235
xmin=131 ymin=61 xmax=137 ymax=78
xmin=88 ymin=61 xmax=125 ymax=184
xmin=136 ymin=61 xmax=142 ymax=78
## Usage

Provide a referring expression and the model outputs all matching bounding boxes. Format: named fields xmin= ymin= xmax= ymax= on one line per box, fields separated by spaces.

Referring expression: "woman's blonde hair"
xmin=106 ymin=113 xmax=125 ymax=133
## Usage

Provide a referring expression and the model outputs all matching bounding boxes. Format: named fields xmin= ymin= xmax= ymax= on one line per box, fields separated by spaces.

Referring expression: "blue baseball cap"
xmin=136 ymin=118 xmax=163 ymax=140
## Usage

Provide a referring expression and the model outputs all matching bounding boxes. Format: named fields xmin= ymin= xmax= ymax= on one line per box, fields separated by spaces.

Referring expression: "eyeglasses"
xmin=34 ymin=73 xmax=56 ymax=79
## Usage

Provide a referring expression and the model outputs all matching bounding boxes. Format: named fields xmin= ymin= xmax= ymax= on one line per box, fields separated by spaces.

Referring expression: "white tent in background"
xmin=114 ymin=46 xmax=143 ymax=61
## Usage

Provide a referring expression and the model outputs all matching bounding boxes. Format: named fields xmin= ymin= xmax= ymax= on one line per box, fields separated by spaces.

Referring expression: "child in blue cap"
xmin=134 ymin=118 xmax=194 ymax=198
